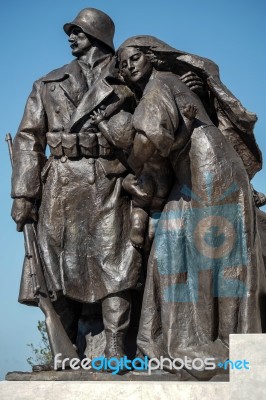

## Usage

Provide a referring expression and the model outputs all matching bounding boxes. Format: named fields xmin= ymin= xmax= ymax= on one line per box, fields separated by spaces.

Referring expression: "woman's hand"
xmin=180 ymin=71 xmax=205 ymax=97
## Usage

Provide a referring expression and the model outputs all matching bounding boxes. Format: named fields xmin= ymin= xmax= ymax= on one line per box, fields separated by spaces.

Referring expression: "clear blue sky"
xmin=1 ymin=0 xmax=266 ymax=380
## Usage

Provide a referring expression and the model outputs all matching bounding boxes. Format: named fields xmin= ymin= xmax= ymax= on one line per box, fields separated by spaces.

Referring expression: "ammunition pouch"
xmin=46 ymin=131 xmax=114 ymax=158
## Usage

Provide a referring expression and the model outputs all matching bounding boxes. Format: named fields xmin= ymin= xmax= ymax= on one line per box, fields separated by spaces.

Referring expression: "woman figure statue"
xmin=114 ymin=36 xmax=266 ymax=379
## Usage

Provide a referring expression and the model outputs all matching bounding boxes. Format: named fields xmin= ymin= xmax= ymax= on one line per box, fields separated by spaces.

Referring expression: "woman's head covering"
xmin=118 ymin=35 xmax=178 ymax=54
xmin=117 ymin=35 xmax=219 ymax=78
xmin=117 ymin=35 xmax=261 ymax=178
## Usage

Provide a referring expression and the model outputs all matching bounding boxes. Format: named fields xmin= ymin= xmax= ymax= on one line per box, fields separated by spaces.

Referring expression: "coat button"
xmin=61 ymin=155 xmax=68 ymax=163
xmin=62 ymin=177 xmax=69 ymax=185
xmin=50 ymin=85 xmax=56 ymax=91
xmin=55 ymin=106 xmax=60 ymax=113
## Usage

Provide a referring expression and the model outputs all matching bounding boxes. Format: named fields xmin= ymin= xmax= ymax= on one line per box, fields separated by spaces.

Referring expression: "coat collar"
xmin=41 ymin=54 xmax=116 ymax=82
xmin=68 ymin=56 xmax=120 ymax=132
xmin=41 ymin=56 xmax=122 ymax=132
xmin=41 ymin=59 xmax=82 ymax=82
xmin=42 ymin=60 xmax=88 ymax=108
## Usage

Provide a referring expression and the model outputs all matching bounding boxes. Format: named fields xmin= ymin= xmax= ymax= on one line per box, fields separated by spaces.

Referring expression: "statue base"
xmin=5 ymin=369 xmax=207 ymax=382
xmin=1 ymin=334 xmax=265 ymax=399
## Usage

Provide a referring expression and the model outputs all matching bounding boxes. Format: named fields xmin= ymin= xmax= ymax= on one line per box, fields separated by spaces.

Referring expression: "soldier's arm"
xmin=11 ymin=80 xmax=47 ymax=230
xmin=12 ymin=80 xmax=47 ymax=200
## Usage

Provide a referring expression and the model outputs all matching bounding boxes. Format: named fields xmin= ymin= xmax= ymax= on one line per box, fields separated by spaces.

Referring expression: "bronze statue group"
xmin=10 ymin=8 xmax=266 ymax=380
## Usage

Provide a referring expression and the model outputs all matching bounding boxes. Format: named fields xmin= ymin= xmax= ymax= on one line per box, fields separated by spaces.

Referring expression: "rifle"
xmin=6 ymin=133 xmax=79 ymax=368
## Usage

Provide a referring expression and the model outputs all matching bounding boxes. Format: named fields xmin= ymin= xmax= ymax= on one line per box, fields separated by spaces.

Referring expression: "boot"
xmin=102 ymin=292 xmax=131 ymax=361
xmin=104 ymin=332 xmax=126 ymax=359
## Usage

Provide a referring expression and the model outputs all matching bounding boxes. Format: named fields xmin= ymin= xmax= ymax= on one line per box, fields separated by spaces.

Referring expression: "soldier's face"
xmin=119 ymin=47 xmax=152 ymax=85
xmin=68 ymin=27 xmax=92 ymax=57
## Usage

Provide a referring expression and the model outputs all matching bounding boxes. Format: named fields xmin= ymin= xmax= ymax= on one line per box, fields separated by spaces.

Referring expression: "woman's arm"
xmin=171 ymin=104 xmax=197 ymax=151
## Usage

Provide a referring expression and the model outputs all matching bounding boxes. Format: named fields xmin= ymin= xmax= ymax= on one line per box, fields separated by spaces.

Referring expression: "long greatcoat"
xmin=12 ymin=55 xmax=142 ymax=304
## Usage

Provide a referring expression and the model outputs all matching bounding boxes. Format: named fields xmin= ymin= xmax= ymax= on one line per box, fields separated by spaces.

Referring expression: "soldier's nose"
xmin=68 ymin=33 xmax=76 ymax=42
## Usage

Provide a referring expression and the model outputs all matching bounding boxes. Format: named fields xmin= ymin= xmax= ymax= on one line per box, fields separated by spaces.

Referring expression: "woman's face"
xmin=119 ymin=47 xmax=152 ymax=84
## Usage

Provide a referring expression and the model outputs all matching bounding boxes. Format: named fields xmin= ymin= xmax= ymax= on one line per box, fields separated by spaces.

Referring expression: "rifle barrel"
xmin=5 ymin=133 xmax=13 ymax=166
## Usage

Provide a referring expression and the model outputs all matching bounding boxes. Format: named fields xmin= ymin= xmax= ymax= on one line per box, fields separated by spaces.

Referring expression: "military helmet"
xmin=63 ymin=8 xmax=115 ymax=53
